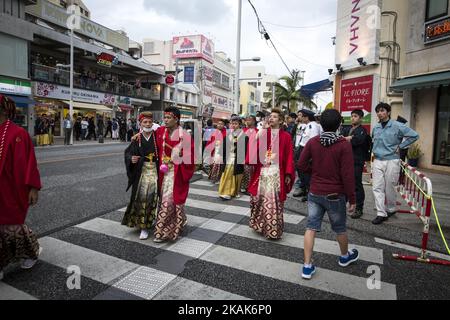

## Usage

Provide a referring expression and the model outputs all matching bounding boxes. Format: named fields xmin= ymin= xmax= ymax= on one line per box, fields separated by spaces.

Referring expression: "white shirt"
xmin=81 ymin=120 xmax=89 ymax=130
xmin=300 ymin=121 xmax=323 ymax=147
xmin=295 ymin=124 xmax=306 ymax=148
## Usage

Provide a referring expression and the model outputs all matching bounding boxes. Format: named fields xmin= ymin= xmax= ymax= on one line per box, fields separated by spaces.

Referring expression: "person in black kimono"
xmin=122 ymin=112 xmax=160 ymax=240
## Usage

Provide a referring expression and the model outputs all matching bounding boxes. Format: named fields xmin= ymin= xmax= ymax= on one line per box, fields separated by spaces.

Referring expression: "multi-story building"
xmin=333 ymin=0 xmax=409 ymax=134
xmin=390 ymin=0 xmax=450 ymax=172
xmin=143 ymin=35 xmax=235 ymax=121
xmin=241 ymin=66 xmax=278 ymax=112
xmin=0 ymin=0 xmax=164 ymax=137
xmin=239 ymin=82 xmax=258 ymax=115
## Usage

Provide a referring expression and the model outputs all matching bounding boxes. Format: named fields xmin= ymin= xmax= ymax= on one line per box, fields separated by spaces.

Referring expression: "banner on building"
xmin=340 ymin=75 xmax=375 ymax=132
xmin=173 ymin=35 xmax=214 ymax=64
xmin=34 ymin=82 xmax=116 ymax=105
xmin=335 ymin=0 xmax=381 ymax=70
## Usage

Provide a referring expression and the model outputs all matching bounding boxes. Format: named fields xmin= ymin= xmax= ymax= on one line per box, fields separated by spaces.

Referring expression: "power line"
xmin=247 ymin=0 xmax=293 ymax=77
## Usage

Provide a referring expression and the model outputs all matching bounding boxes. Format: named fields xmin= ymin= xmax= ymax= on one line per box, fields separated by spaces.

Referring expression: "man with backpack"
xmin=341 ymin=109 xmax=371 ymax=219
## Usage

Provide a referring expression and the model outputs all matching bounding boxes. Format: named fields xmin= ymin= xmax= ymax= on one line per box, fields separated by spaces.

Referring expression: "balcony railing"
xmin=31 ymin=64 xmax=154 ymax=100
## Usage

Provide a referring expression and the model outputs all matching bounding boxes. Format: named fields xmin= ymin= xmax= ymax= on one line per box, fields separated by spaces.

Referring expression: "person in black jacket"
xmin=341 ymin=109 xmax=369 ymax=219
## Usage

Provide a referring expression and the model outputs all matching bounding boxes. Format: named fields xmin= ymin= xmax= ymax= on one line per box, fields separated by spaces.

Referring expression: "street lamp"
xmin=234 ymin=0 xmax=243 ymax=115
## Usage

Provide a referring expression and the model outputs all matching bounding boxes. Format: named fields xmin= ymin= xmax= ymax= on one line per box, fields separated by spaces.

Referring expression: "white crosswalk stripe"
xmin=0 ymin=179 xmax=398 ymax=300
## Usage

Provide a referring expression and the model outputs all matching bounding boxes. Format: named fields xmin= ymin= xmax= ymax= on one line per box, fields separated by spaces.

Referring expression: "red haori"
xmin=0 ymin=121 xmax=42 ymax=225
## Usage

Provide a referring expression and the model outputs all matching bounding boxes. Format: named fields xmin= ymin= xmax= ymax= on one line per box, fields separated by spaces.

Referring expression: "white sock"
xmin=304 ymin=263 xmax=313 ymax=269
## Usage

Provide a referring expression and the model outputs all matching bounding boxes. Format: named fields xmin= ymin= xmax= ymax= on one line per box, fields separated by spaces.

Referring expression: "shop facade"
xmin=390 ymin=0 xmax=450 ymax=172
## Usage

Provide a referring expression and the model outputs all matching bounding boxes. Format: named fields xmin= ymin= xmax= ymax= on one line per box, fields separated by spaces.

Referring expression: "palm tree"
xmin=266 ymin=70 xmax=317 ymax=112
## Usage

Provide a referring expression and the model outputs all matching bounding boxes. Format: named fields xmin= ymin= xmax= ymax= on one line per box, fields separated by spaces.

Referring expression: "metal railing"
xmin=31 ymin=63 xmax=154 ymax=100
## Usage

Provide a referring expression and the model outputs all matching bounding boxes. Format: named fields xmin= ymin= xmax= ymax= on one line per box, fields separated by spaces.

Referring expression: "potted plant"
xmin=407 ymin=144 xmax=424 ymax=167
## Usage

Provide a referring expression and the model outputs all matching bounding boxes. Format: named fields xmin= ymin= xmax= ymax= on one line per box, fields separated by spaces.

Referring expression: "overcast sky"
xmin=83 ymin=0 xmax=337 ymax=107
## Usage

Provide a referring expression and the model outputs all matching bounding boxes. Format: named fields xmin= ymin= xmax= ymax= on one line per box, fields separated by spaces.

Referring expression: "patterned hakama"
xmin=154 ymin=166 xmax=187 ymax=242
xmin=249 ymin=165 xmax=284 ymax=240
xmin=122 ymin=162 xmax=158 ymax=230
xmin=0 ymin=225 xmax=40 ymax=270
xmin=241 ymin=165 xmax=255 ymax=192
xmin=208 ymin=163 xmax=223 ymax=183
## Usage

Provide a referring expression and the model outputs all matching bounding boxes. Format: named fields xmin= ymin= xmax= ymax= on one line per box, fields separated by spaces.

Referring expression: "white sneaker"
xmin=153 ymin=238 xmax=165 ymax=243
xmin=21 ymin=247 xmax=43 ymax=270
xmin=220 ymin=195 xmax=232 ymax=200
xmin=139 ymin=230 xmax=150 ymax=240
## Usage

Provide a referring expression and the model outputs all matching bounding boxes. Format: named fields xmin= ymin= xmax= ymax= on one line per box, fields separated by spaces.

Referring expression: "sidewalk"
xmin=34 ymin=136 xmax=126 ymax=149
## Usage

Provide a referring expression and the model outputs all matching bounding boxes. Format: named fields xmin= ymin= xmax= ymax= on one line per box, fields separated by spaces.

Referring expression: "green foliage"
xmin=407 ymin=144 xmax=424 ymax=159
xmin=266 ymin=69 xmax=317 ymax=112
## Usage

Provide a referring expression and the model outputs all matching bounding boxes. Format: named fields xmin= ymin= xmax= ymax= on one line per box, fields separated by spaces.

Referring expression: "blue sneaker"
xmin=302 ymin=265 xmax=316 ymax=280
xmin=339 ymin=249 xmax=359 ymax=267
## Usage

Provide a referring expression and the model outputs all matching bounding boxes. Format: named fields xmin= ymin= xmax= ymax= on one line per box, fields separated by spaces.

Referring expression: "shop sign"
xmin=26 ymin=0 xmax=129 ymax=51
xmin=34 ymin=82 xmax=116 ymax=105
xmin=96 ymin=52 xmax=119 ymax=68
xmin=212 ymin=94 xmax=229 ymax=109
xmin=0 ymin=78 xmax=32 ymax=96
xmin=173 ymin=35 xmax=215 ymax=64
xmin=425 ymin=16 xmax=450 ymax=44
xmin=335 ymin=0 xmax=381 ymax=70
xmin=340 ymin=75 xmax=375 ymax=133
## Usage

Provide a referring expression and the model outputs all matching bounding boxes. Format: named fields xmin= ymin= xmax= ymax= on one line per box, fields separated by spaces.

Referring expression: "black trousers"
xmin=354 ymin=163 xmax=365 ymax=210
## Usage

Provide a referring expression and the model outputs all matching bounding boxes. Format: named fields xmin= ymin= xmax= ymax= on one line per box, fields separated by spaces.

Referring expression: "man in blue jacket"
xmin=372 ymin=103 xmax=419 ymax=225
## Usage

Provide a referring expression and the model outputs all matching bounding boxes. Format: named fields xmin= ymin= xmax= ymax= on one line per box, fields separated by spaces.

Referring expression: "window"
xmin=143 ymin=42 xmax=154 ymax=55
xmin=213 ymin=70 xmax=221 ymax=85
xmin=258 ymin=73 xmax=262 ymax=77
xmin=258 ymin=82 xmax=261 ymax=87
xmin=434 ymin=86 xmax=450 ymax=166
xmin=221 ymin=74 xmax=230 ymax=89
xmin=184 ymin=66 xmax=195 ymax=84
xmin=426 ymin=0 xmax=449 ymax=21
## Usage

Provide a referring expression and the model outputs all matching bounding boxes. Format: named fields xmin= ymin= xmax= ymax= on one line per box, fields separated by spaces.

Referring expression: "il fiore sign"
xmin=425 ymin=17 xmax=450 ymax=44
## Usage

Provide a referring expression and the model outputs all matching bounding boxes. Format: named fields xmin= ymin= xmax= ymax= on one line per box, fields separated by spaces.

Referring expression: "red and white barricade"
xmin=395 ymin=161 xmax=450 ymax=266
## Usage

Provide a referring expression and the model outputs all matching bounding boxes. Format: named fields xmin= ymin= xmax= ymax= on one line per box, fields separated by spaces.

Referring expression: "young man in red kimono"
xmin=248 ymin=109 xmax=295 ymax=240
xmin=153 ymin=107 xmax=195 ymax=243
xmin=0 ymin=95 xmax=42 ymax=281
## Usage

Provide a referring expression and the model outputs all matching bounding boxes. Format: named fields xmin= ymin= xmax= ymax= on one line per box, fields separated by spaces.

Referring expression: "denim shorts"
xmin=306 ymin=193 xmax=347 ymax=234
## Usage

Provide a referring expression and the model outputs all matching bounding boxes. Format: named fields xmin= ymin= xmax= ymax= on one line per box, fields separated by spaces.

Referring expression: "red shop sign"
xmin=340 ymin=75 xmax=374 ymax=132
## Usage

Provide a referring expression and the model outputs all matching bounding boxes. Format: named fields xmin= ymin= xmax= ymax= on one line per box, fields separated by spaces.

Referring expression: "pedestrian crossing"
xmin=0 ymin=179 xmax=398 ymax=300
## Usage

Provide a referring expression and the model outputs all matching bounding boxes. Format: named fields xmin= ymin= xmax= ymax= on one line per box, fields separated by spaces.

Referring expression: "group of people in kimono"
xmin=122 ymin=108 xmax=295 ymax=243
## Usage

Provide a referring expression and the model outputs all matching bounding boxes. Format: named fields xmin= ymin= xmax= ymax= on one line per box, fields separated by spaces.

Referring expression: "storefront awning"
xmin=6 ymin=95 xmax=35 ymax=107
xmin=63 ymin=101 xmax=113 ymax=112
xmin=119 ymin=104 xmax=134 ymax=112
xmin=299 ymin=79 xmax=333 ymax=99
xmin=391 ymin=71 xmax=450 ymax=91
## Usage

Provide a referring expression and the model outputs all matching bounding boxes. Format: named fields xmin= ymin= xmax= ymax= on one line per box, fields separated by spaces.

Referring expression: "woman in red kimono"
xmin=241 ymin=115 xmax=258 ymax=194
xmin=0 ymin=95 xmax=42 ymax=280
xmin=154 ymin=107 xmax=195 ymax=243
xmin=248 ymin=109 xmax=295 ymax=240
xmin=207 ymin=119 xmax=227 ymax=185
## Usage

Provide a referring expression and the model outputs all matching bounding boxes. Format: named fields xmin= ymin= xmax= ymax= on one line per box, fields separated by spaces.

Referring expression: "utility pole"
xmin=272 ymin=82 xmax=276 ymax=111
xmin=234 ymin=0 xmax=242 ymax=115
xmin=69 ymin=16 xmax=75 ymax=145
xmin=175 ymin=58 xmax=179 ymax=108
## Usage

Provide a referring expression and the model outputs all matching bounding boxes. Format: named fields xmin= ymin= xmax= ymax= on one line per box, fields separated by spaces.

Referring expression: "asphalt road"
xmin=29 ymin=143 xmax=131 ymax=236
xmin=1 ymin=144 xmax=449 ymax=301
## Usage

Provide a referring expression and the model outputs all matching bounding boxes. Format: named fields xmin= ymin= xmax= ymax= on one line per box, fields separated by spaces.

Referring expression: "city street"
xmin=0 ymin=145 xmax=449 ymax=300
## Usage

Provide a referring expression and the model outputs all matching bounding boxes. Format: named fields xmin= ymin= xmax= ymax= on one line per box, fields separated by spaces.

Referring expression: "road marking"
xmin=201 ymin=246 xmax=397 ymax=301
xmin=186 ymin=215 xmax=383 ymax=265
xmin=375 ymin=238 xmax=450 ymax=262
xmin=185 ymin=199 xmax=304 ymax=225
xmin=0 ymin=282 xmax=37 ymax=300
xmin=38 ymin=237 xmax=139 ymax=284
xmin=190 ymin=187 xmax=251 ymax=202
xmin=77 ymin=218 xmax=395 ymax=300
xmin=38 ymin=153 xmax=123 ymax=165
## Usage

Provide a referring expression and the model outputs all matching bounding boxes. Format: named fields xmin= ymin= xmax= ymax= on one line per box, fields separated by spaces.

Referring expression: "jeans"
xmin=64 ymin=128 xmax=72 ymax=145
xmin=307 ymin=193 xmax=347 ymax=234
